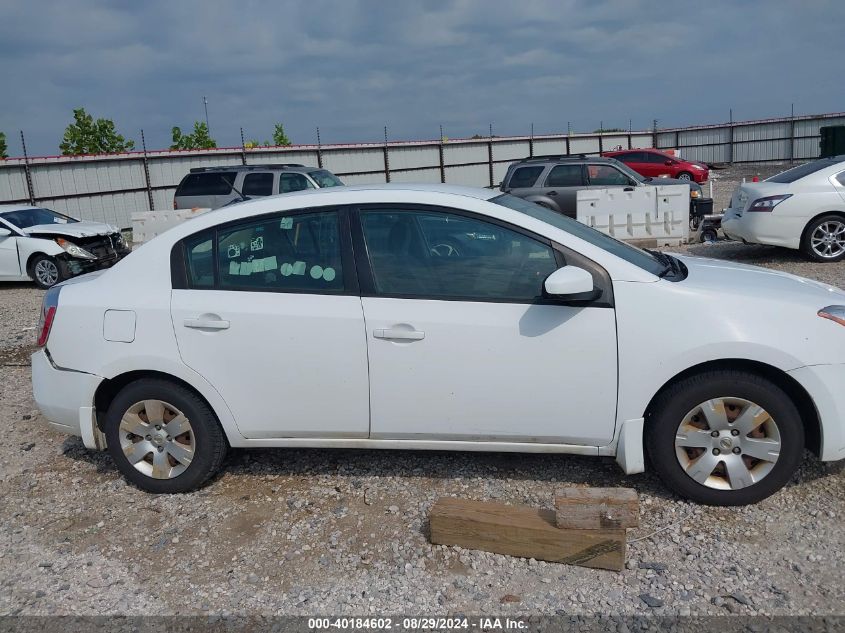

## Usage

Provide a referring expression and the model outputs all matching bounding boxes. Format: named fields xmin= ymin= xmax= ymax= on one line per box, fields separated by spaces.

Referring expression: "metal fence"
xmin=1 ymin=111 xmax=842 ymax=229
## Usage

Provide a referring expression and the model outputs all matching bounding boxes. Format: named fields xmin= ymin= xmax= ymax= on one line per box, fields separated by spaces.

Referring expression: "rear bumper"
xmin=788 ymin=363 xmax=845 ymax=462
xmin=722 ymin=212 xmax=802 ymax=249
xmin=31 ymin=349 xmax=104 ymax=447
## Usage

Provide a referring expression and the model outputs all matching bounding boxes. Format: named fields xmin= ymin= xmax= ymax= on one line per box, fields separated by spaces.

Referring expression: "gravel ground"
xmin=1 ymin=190 xmax=844 ymax=617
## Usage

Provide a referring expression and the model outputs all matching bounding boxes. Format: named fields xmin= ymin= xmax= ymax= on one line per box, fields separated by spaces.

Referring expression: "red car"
xmin=602 ymin=148 xmax=709 ymax=183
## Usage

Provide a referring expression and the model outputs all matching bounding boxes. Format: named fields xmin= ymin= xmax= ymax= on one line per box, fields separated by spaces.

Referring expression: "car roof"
xmin=187 ymin=164 xmax=321 ymax=174
xmin=267 ymin=183 xmax=500 ymax=201
xmin=514 ymin=155 xmax=621 ymax=166
xmin=0 ymin=204 xmax=45 ymax=213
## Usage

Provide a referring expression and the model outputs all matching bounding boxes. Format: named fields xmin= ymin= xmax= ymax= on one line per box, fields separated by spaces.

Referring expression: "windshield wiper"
xmin=644 ymin=249 xmax=675 ymax=278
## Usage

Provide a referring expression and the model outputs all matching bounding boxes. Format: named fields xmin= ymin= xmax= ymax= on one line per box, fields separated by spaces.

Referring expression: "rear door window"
xmin=216 ymin=211 xmax=344 ymax=292
xmin=586 ymin=165 xmax=636 ymax=186
xmin=242 ymin=172 xmax=274 ymax=197
xmin=507 ymin=166 xmax=544 ymax=188
xmin=544 ymin=165 xmax=584 ymax=187
xmin=176 ymin=172 xmax=236 ymax=196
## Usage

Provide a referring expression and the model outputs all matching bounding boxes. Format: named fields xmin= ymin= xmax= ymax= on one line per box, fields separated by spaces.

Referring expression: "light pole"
xmin=203 ymin=96 xmax=210 ymax=133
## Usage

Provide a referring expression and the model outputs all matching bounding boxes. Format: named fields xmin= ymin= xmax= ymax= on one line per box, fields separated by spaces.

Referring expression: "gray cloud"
xmin=0 ymin=0 xmax=842 ymax=156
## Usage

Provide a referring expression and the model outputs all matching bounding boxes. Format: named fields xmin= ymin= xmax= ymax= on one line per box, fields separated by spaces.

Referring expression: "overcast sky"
xmin=1 ymin=0 xmax=842 ymax=156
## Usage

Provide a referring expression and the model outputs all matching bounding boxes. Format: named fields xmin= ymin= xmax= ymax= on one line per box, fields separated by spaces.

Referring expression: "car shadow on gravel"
xmin=60 ymin=437 xmax=838 ymax=503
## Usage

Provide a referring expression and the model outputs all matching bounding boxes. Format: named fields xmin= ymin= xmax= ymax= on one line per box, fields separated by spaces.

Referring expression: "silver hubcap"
xmin=674 ymin=397 xmax=781 ymax=490
xmin=810 ymin=220 xmax=845 ymax=258
xmin=678 ymin=173 xmax=691 ymax=181
xmin=34 ymin=259 xmax=59 ymax=286
xmin=119 ymin=400 xmax=195 ymax=479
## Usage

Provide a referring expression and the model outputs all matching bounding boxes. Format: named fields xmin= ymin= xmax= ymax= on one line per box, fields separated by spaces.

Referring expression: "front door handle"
xmin=623 ymin=186 xmax=635 ymax=191
xmin=373 ymin=328 xmax=425 ymax=341
xmin=547 ymin=190 xmax=558 ymax=196
xmin=184 ymin=318 xmax=230 ymax=330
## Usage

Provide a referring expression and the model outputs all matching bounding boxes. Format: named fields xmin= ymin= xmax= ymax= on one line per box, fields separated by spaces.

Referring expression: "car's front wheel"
xmin=800 ymin=214 xmax=845 ymax=262
xmin=645 ymin=370 xmax=804 ymax=505
xmin=104 ymin=378 xmax=227 ymax=493
xmin=30 ymin=254 xmax=63 ymax=289
xmin=676 ymin=171 xmax=693 ymax=181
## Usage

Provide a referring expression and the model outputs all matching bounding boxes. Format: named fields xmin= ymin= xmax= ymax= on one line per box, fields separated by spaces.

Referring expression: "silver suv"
xmin=500 ymin=155 xmax=705 ymax=218
xmin=174 ymin=164 xmax=344 ymax=209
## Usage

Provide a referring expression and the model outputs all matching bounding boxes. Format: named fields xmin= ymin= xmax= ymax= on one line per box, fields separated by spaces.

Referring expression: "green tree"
xmin=59 ymin=108 xmax=135 ymax=155
xmin=0 ymin=132 xmax=7 ymax=159
xmin=272 ymin=123 xmax=291 ymax=146
xmin=170 ymin=122 xmax=217 ymax=150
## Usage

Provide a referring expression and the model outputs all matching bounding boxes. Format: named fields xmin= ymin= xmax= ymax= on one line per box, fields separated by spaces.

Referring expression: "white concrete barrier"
xmin=131 ymin=208 xmax=212 ymax=243
xmin=576 ymin=184 xmax=689 ymax=246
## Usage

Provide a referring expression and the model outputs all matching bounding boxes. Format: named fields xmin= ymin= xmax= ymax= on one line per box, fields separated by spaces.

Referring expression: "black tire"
xmin=30 ymin=254 xmax=63 ymax=289
xmin=645 ymin=370 xmax=804 ymax=506
xmin=676 ymin=171 xmax=693 ymax=181
xmin=799 ymin=214 xmax=845 ymax=263
xmin=104 ymin=378 xmax=227 ymax=493
xmin=700 ymin=228 xmax=718 ymax=243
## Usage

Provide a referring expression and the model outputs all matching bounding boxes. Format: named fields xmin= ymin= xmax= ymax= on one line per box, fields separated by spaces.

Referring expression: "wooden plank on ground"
xmin=429 ymin=497 xmax=625 ymax=572
xmin=554 ymin=487 xmax=639 ymax=530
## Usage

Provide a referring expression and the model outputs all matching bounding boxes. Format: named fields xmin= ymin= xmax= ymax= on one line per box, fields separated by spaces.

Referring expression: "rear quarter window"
xmin=507 ymin=166 xmax=544 ymax=188
xmin=176 ymin=172 xmax=237 ymax=196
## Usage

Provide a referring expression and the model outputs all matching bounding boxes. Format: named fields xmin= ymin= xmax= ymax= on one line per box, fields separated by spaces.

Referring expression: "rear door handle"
xmin=623 ymin=187 xmax=635 ymax=191
xmin=373 ymin=328 xmax=425 ymax=341
xmin=184 ymin=318 xmax=230 ymax=330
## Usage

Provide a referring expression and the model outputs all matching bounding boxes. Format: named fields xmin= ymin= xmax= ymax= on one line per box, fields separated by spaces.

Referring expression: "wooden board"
xmin=554 ymin=487 xmax=639 ymax=530
xmin=429 ymin=497 xmax=625 ymax=571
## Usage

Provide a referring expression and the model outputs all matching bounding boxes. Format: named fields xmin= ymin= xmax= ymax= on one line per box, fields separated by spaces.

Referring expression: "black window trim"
xmin=171 ymin=205 xmax=359 ymax=296
xmin=348 ymin=203 xmax=613 ymax=308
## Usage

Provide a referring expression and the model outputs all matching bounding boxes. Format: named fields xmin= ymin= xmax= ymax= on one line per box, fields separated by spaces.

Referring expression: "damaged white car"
xmin=0 ymin=205 xmax=131 ymax=288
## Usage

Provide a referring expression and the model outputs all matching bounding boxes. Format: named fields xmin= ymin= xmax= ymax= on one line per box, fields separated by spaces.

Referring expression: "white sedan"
xmin=722 ymin=156 xmax=845 ymax=261
xmin=0 ymin=205 xmax=131 ymax=287
xmin=31 ymin=185 xmax=845 ymax=505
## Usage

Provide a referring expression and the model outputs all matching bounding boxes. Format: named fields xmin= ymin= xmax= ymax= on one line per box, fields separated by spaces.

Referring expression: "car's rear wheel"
xmin=645 ymin=370 xmax=804 ymax=505
xmin=800 ymin=214 xmax=845 ymax=262
xmin=30 ymin=254 xmax=63 ymax=289
xmin=676 ymin=171 xmax=693 ymax=181
xmin=104 ymin=379 xmax=227 ymax=493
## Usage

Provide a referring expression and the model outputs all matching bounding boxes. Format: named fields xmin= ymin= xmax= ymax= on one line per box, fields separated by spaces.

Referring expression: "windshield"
xmin=767 ymin=158 xmax=840 ymax=183
xmin=308 ymin=170 xmax=344 ymax=188
xmin=490 ymin=194 xmax=667 ymax=276
xmin=0 ymin=207 xmax=78 ymax=229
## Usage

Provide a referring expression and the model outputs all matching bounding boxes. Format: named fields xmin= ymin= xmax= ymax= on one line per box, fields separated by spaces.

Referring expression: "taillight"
xmin=36 ymin=286 xmax=61 ymax=347
xmin=748 ymin=194 xmax=792 ymax=212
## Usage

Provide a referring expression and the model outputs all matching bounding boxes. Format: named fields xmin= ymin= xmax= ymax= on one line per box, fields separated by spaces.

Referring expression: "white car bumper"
xmin=722 ymin=209 xmax=803 ymax=250
xmin=32 ymin=349 xmax=104 ymax=449
xmin=788 ymin=363 xmax=845 ymax=462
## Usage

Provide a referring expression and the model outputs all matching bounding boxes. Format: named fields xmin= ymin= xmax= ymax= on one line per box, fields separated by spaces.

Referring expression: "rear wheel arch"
xmin=642 ymin=359 xmax=821 ymax=456
xmin=800 ymin=210 xmax=845 ymax=241
xmin=94 ymin=370 xmax=228 ymax=444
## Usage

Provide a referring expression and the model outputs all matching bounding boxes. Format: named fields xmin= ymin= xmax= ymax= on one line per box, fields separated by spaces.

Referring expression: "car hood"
xmin=23 ymin=221 xmax=119 ymax=238
xmin=674 ymin=253 xmax=845 ymax=304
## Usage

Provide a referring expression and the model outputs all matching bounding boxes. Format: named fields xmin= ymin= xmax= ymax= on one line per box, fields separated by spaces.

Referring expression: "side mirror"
xmin=0 ymin=227 xmax=11 ymax=237
xmin=544 ymin=266 xmax=598 ymax=300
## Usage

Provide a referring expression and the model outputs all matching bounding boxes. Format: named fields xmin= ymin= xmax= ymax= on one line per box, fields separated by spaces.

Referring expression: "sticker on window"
xmin=280 ymin=217 xmax=293 ymax=230
xmin=322 ymin=267 xmax=336 ymax=282
xmin=310 ymin=265 xmax=323 ymax=279
xmin=227 ymin=244 xmax=241 ymax=259
xmin=250 ymin=236 xmax=264 ymax=252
